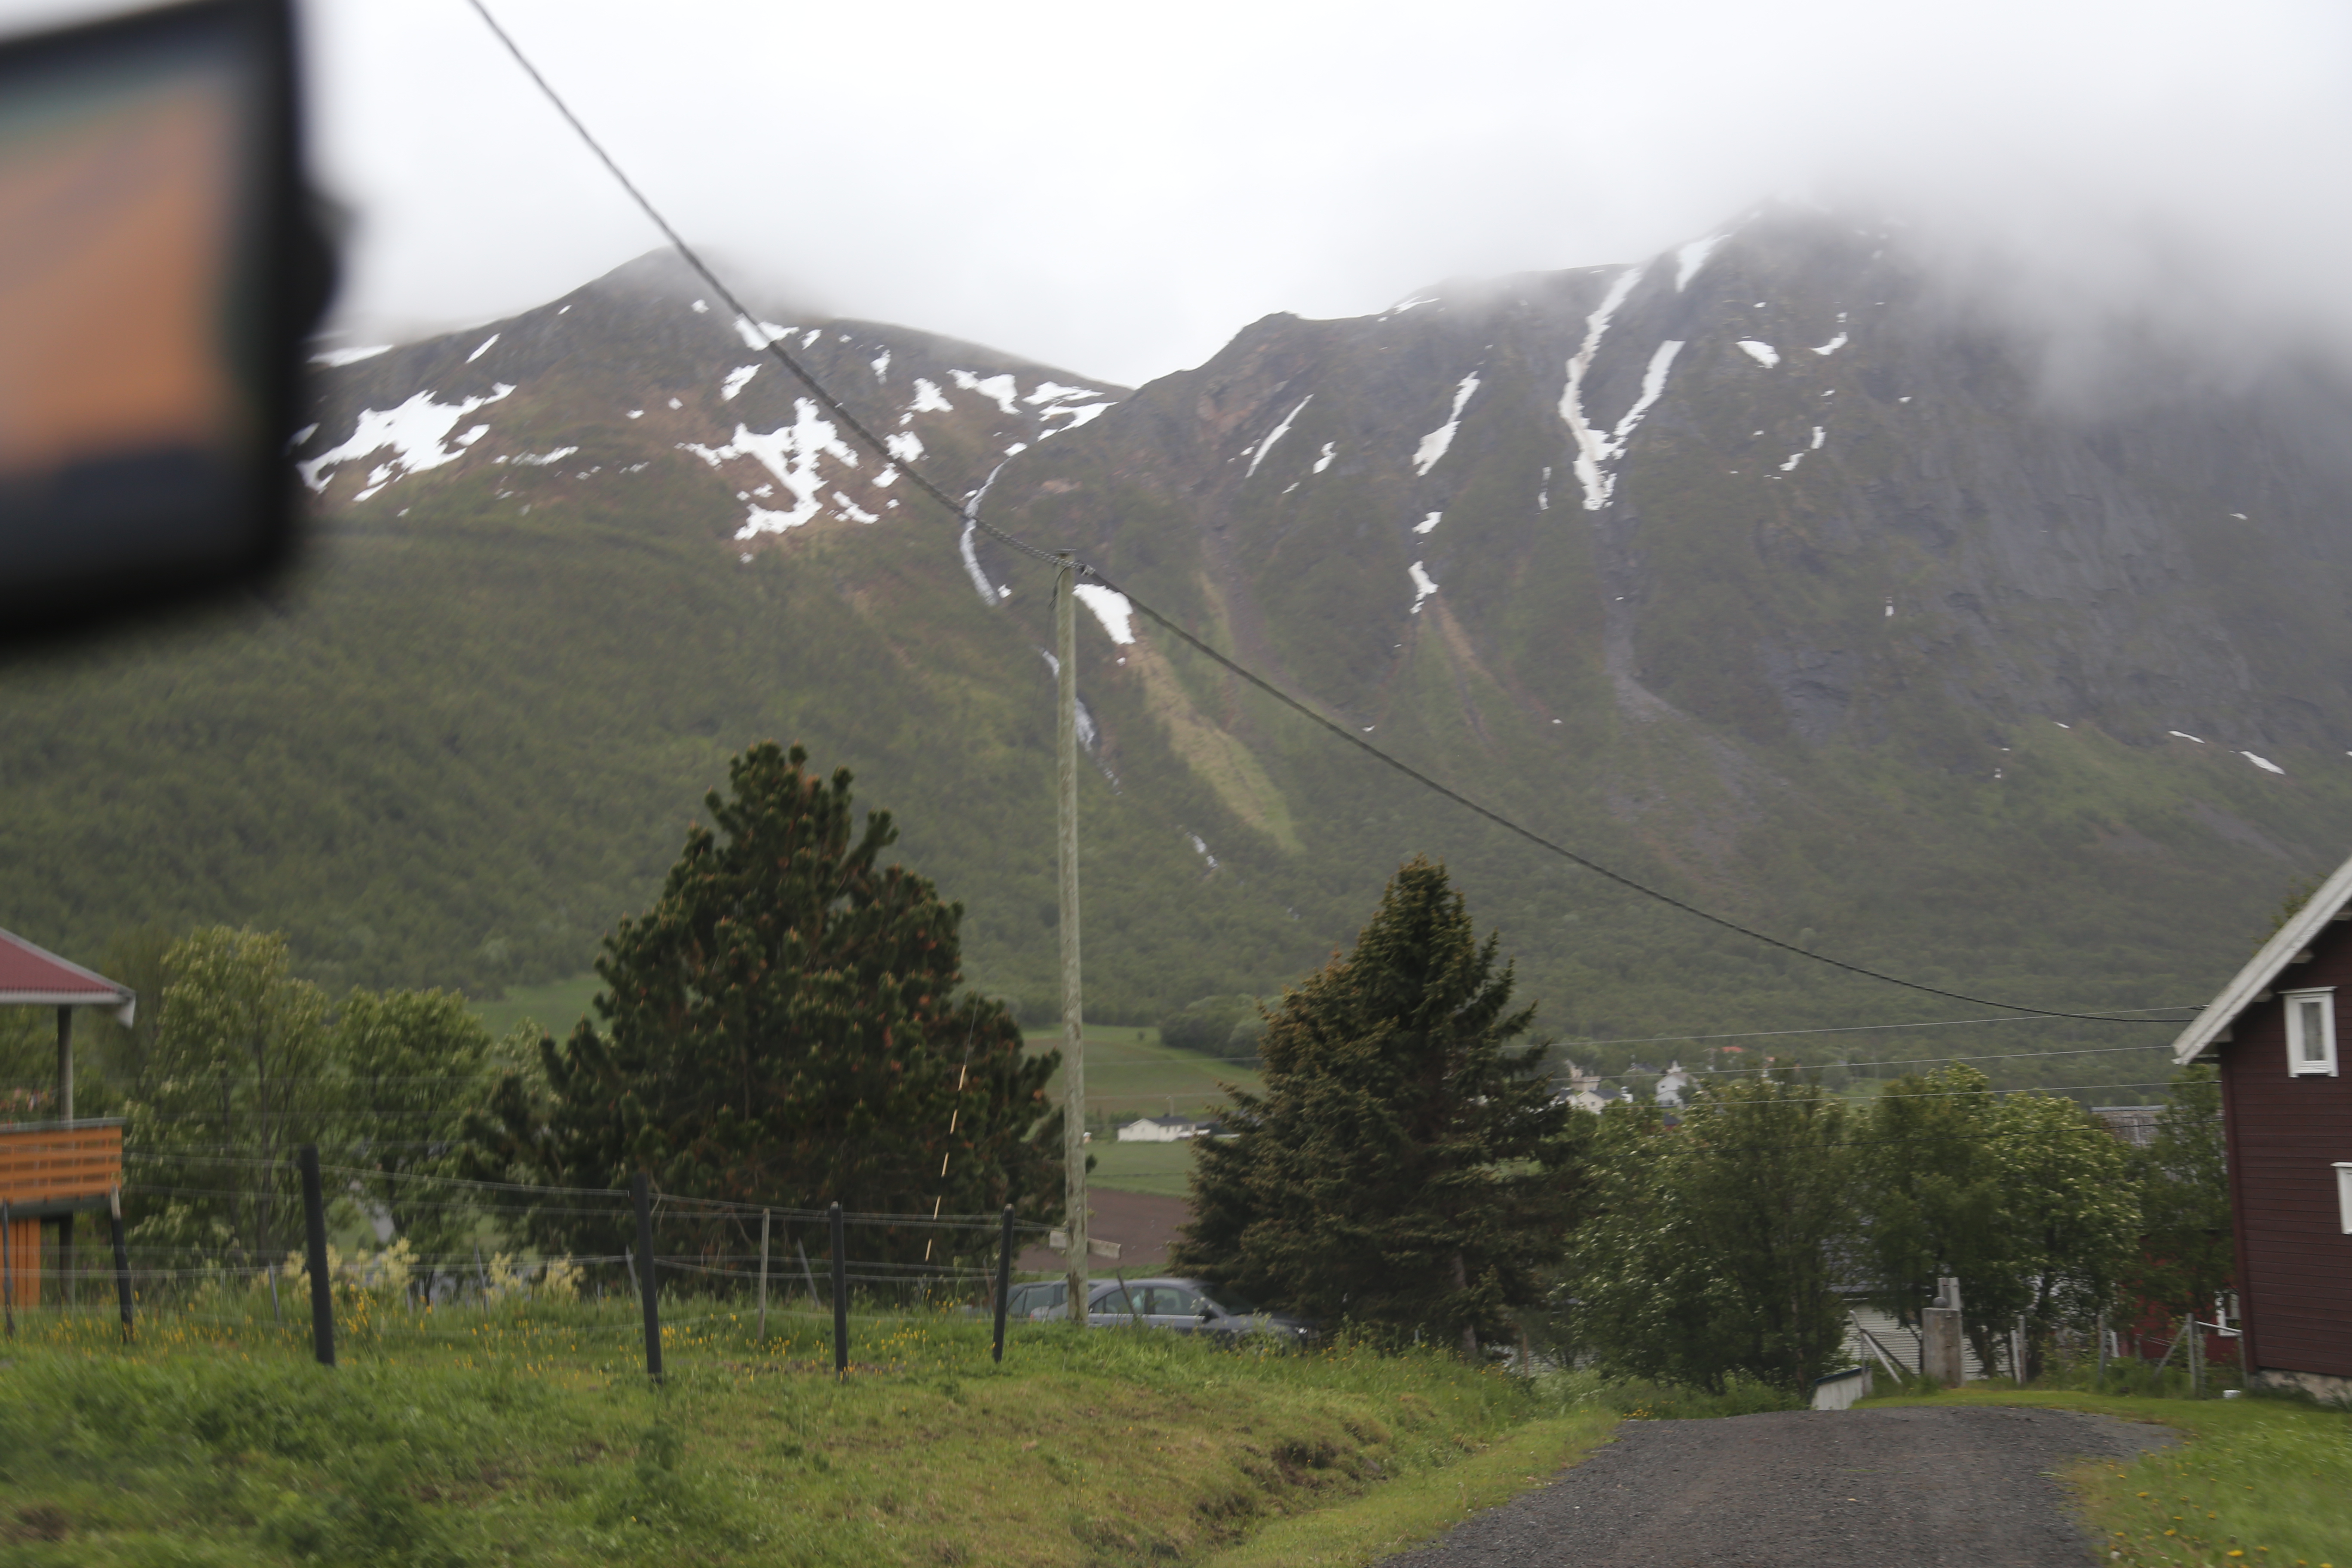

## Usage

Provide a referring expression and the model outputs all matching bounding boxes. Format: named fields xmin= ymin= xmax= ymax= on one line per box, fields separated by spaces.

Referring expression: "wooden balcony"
xmin=2 ymin=1118 xmax=121 ymax=1310
xmin=0 ymin=1117 xmax=122 ymax=1216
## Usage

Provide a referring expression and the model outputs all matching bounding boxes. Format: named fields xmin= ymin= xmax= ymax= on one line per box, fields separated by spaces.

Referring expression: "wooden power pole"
xmin=1057 ymin=554 xmax=1088 ymax=1323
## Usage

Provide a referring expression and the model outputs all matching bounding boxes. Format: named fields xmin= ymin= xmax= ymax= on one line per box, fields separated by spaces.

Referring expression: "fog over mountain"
xmin=254 ymin=0 xmax=2352 ymax=389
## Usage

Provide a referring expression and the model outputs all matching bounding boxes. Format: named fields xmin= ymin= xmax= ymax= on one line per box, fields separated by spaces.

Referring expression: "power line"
xmin=460 ymin=0 xmax=2199 ymax=1032
xmin=1560 ymin=1009 xmax=2191 ymax=1054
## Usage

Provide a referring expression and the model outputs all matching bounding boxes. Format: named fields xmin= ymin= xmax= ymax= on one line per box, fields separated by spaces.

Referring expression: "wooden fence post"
xmin=758 ymin=1208 xmax=771 ymax=1344
xmin=110 ymin=1187 xmax=132 ymax=1342
xmin=298 ymin=1145 xmax=334 ymax=1367
xmin=633 ymin=1173 xmax=662 ymax=1383
xmin=830 ymin=1200 xmax=848 ymax=1381
xmin=3 ymin=1198 xmax=13 ymax=1338
xmin=992 ymin=1204 xmax=1014 ymax=1364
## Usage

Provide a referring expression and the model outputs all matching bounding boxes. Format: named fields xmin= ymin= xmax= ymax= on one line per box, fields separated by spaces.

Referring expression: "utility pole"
xmin=1057 ymin=554 xmax=1088 ymax=1323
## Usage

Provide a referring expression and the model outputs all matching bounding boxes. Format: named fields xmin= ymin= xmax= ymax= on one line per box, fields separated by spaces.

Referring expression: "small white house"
xmin=1117 ymin=1114 xmax=1208 ymax=1143
xmin=1655 ymin=1061 xmax=1691 ymax=1108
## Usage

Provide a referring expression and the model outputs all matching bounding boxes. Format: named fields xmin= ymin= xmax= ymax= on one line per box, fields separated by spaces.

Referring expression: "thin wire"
xmin=1562 ymin=1010 xmax=2192 ymax=1055
xmin=461 ymin=0 xmax=2198 ymax=1032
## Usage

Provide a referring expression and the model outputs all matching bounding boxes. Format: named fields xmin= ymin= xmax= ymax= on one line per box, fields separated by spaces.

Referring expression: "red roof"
xmin=0 ymin=927 xmax=132 ymax=1007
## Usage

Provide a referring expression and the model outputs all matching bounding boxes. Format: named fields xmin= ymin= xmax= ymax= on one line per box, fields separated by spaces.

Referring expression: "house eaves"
xmin=2171 ymin=849 xmax=2352 ymax=1066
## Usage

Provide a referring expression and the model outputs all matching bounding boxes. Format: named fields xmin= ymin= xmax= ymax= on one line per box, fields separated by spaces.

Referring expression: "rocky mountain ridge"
xmin=3 ymin=210 xmax=2348 ymax=1096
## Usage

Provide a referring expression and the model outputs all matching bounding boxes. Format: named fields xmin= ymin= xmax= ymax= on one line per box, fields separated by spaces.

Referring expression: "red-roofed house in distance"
xmin=2172 ymin=852 xmax=2352 ymax=1404
xmin=0 ymin=926 xmax=135 ymax=1314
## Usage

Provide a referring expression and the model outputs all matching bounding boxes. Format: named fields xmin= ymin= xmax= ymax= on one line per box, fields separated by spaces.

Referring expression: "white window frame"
xmin=2284 ymin=987 xmax=2338 ymax=1077
xmin=2337 ymin=1163 xmax=2352 ymax=1235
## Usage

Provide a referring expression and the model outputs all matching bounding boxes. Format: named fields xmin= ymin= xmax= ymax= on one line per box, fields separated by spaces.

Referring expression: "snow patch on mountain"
xmin=1073 ymin=584 xmax=1136 ymax=644
xmin=297 ymin=383 xmax=517 ymax=493
xmin=681 ymin=398 xmax=862 ymax=538
xmin=1674 ymin=234 xmax=1724 ymax=290
xmin=1247 ymin=395 xmax=1313 ymax=478
xmin=1737 ymin=340 xmax=1780 ymax=368
xmin=734 ymin=317 xmax=791 ymax=349
xmin=1412 ymin=374 xmax=1479 ymax=476
xmin=1560 ymin=268 xmax=1685 ymax=510
xmin=1041 ymin=401 xmax=1114 ymax=435
xmin=905 ymin=378 xmax=954 ymax=422
xmin=310 ymin=344 xmax=391 ymax=367
xmin=1408 ymin=560 xmax=1439 ymax=613
xmin=466 ymin=334 xmax=499 ymax=364
xmin=886 ymin=431 xmax=925 ymax=463
xmin=950 ymin=370 xmax=1021 ymax=416
xmin=721 ymin=364 xmax=761 ymax=401
xmin=1313 ymin=441 xmax=1336 ymax=474
xmin=1415 ymin=511 xmax=1442 ymax=535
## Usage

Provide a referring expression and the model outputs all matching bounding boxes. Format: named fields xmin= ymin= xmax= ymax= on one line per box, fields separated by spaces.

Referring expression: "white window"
xmin=2338 ymin=1164 xmax=2352 ymax=1235
xmin=2285 ymin=988 xmax=2338 ymax=1077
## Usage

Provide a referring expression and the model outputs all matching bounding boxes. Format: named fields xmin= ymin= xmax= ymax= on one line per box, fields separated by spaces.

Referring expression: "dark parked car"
xmin=1005 ymin=1276 xmax=1312 ymax=1343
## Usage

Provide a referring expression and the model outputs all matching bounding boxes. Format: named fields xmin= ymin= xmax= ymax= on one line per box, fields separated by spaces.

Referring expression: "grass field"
xmin=463 ymin=999 xmax=1257 ymax=1140
xmin=1083 ymin=1140 xmax=1201 ymax=1198
xmin=471 ymin=974 xmax=606 ymax=1044
xmin=1863 ymin=1387 xmax=2352 ymax=1565
xmin=1025 ymin=1029 xmax=1262 ymax=1130
xmin=0 ymin=1288 xmax=1607 ymax=1568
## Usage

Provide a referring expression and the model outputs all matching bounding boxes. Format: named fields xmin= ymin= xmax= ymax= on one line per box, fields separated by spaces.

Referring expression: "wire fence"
xmin=1 ymin=1145 xmax=1074 ymax=1378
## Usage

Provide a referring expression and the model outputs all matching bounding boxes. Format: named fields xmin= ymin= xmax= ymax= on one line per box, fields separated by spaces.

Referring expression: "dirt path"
xmin=1381 ymin=1406 xmax=2174 ymax=1567
xmin=1015 ymin=1189 xmax=1190 ymax=1273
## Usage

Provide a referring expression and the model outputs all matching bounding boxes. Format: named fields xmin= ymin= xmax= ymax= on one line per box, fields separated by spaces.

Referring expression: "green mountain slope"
xmin=3 ymin=221 xmax=2348 ymax=1102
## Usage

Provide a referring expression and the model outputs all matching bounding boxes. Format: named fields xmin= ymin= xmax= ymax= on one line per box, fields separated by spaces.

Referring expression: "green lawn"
xmin=1862 ymin=1387 xmax=2352 ymax=1565
xmin=471 ymin=973 xmax=605 ymax=1044
xmin=1026 ymin=1028 xmax=1262 ymax=1130
xmin=1084 ymin=1139 xmax=1202 ymax=1198
xmin=0 ymin=1289 xmax=1608 ymax=1568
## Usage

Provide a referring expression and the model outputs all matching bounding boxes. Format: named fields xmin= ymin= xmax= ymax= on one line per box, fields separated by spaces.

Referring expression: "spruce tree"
xmin=465 ymin=743 xmax=1061 ymax=1265
xmin=1171 ymin=857 xmax=1572 ymax=1354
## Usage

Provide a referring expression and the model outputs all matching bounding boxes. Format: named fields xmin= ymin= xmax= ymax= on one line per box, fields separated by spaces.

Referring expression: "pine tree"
xmin=464 ymin=743 xmax=1062 ymax=1266
xmin=1171 ymin=857 xmax=1572 ymax=1354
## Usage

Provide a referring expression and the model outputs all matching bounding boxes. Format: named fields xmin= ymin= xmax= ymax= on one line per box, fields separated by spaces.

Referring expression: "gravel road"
xmin=1381 ymin=1406 xmax=2175 ymax=1567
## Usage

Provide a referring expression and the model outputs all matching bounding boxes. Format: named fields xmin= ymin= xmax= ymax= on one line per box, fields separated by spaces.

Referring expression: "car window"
xmin=1152 ymin=1286 xmax=1200 ymax=1316
xmin=1013 ymin=1281 xmax=1065 ymax=1316
xmin=1203 ymin=1288 xmax=1259 ymax=1316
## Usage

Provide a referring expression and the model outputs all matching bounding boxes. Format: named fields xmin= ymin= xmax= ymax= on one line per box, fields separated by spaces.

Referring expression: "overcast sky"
xmin=9 ymin=0 xmax=2350 ymax=386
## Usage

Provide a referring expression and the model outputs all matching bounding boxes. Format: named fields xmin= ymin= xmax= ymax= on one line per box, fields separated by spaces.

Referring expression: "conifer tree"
xmin=1171 ymin=857 xmax=1572 ymax=1354
xmin=464 ymin=743 xmax=1062 ymax=1265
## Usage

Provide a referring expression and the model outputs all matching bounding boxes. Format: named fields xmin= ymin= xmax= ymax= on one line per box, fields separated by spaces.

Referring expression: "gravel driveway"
xmin=1381 ymin=1406 xmax=2175 ymax=1567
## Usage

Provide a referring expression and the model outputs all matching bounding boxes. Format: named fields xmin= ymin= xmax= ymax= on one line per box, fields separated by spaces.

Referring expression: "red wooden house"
xmin=2172 ymin=860 xmax=2352 ymax=1404
xmin=0 ymin=927 xmax=134 ymax=1309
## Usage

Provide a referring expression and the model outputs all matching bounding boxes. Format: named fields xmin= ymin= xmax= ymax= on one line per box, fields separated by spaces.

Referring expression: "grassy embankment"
xmin=0 ymin=1291 xmax=1614 ymax=1568
xmin=1864 ymin=1387 xmax=2352 ymax=1565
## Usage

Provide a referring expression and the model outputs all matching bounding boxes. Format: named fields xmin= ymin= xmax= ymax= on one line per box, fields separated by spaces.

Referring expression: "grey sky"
xmin=7 ymin=0 xmax=2350 ymax=386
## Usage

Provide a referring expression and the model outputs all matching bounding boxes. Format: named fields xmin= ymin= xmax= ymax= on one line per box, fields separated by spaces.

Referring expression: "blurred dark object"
xmin=0 ymin=0 xmax=328 ymax=645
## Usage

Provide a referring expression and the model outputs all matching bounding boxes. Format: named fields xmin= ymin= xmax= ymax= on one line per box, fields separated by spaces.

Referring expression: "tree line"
xmin=1172 ymin=856 xmax=2232 ymax=1389
xmin=13 ymin=739 xmax=2228 ymax=1394
xmin=18 ymin=744 xmax=1065 ymax=1280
